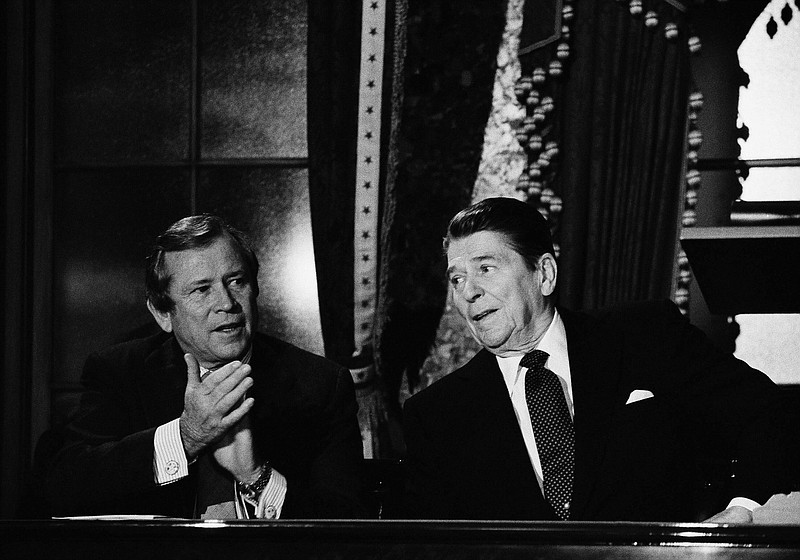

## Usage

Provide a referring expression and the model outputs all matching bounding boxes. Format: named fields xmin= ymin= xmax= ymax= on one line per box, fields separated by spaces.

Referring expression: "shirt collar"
xmin=496 ymin=309 xmax=569 ymax=394
xmin=199 ymin=346 xmax=253 ymax=379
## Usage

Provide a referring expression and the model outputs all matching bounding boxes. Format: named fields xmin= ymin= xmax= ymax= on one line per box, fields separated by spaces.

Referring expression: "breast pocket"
xmin=606 ymin=397 xmax=688 ymax=485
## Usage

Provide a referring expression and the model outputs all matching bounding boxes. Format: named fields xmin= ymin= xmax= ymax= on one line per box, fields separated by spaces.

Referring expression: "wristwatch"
xmin=238 ymin=461 xmax=272 ymax=500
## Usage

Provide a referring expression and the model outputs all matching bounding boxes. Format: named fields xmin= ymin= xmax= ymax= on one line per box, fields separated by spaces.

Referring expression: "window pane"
xmin=733 ymin=1 xmax=800 ymax=386
xmin=197 ymin=167 xmax=322 ymax=354
xmin=738 ymin=167 xmax=800 ymax=201
xmin=200 ymin=0 xmax=308 ymax=159
xmin=54 ymin=0 xmax=192 ymax=163
xmin=738 ymin=0 xmax=800 ymax=200
xmin=734 ymin=314 xmax=800 ymax=384
xmin=53 ymin=169 xmax=192 ymax=387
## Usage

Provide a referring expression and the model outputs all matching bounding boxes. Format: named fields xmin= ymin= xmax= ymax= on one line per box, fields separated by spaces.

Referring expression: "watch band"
xmin=238 ymin=461 xmax=272 ymax=500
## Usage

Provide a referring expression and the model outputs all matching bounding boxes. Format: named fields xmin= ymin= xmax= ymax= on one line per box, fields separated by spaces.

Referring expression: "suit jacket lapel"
xmin=248 ymin=335 xmax=286 ymax=448
xmin=250 ymin=334 xmax=290 ymax=407
xmin=458 ymin=349 xmax=526 ymax=453
xmin=139 ymin=335 xmax=188 ymax=426
xmin=459 ymin=349 xmax=551 ymax=514
xmin=560 ymin=307 xmax=626 ymax=518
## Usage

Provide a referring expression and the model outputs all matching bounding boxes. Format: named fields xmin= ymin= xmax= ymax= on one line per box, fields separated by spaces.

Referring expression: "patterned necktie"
xmin=521 ymin=349 xmax=575 ymax=520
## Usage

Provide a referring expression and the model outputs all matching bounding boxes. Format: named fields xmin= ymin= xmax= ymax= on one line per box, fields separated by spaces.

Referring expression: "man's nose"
xmin=462 ymin=276 xmax=484 ymax=302
xmin=214 ymin=285 xmax=239 ymax=311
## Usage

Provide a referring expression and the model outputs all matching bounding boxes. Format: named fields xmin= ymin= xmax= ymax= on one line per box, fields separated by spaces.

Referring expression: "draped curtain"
xmin=374 ymin=0 xmax=508 ymax=414
xmin=307 ymin=0 xmax=361 ymax=368
xmin=308 ymin=0 xmax=702 ymax=456
xmin=554 ymin=0 xmax=694 ymax=310
xmin=307 ymin=0 xmax=392 ymax=455
xmin=308 ymin=0 xmax=507 ymax=456
xmin=401 ymin=0 xmax=701 ymax=395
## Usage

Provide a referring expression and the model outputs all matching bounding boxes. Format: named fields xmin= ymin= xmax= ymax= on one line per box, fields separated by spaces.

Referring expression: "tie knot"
xmin=520 ymin=349 xmax=549 ymax=371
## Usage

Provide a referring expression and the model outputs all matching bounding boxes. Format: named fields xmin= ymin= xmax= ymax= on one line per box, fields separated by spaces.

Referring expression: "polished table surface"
xmin=3 ymin=519 xmax=800 ymax=559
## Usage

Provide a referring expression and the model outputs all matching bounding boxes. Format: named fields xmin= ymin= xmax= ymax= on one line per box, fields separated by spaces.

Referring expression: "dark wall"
xmin=2 ymin=0 xmax=319 ymax=517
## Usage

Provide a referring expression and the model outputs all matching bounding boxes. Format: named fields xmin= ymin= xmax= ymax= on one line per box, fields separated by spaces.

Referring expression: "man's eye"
xmin=450 ymin=276 xmax=464 ymax=289
xmin=230 ymin=277 xmax=248 ymax=287
xmin=192 ymin=286 xmax=209 ymax=294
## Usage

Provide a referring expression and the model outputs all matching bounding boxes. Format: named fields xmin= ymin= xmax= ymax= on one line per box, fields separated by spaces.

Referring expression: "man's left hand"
xmin=213 ymin=414 xmax=262 ymax=484
xmin=704 ymin=505 xmax=754 ymax=524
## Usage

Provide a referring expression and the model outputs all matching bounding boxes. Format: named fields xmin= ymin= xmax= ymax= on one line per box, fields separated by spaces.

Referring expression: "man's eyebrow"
xmin=468 ymin=254 xmax=498 ymax=266
xmin=182 ymin=277 xmax=211 ymax=291
xmin=223 ymin=268 xmax=248 ymax=279
xmin=446 ymin=254 xmax=497 ymax=276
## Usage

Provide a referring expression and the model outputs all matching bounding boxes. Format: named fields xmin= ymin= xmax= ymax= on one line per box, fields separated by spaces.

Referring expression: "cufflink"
xmin=166 ymin=460 xmax=179 ymax=476
xmin=264 ymin=505 xmax=277 ymax=519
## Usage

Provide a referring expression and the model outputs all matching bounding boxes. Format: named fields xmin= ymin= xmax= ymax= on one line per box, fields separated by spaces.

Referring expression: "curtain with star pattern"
xmin=308 ymin=0 xmax=706 ymax=453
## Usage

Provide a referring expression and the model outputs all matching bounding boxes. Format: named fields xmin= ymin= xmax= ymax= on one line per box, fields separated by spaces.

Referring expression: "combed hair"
xmin=145 ymin=214 xmax=259 ymax=313
xmin=444 ymin=197 xmax=555 ymax=271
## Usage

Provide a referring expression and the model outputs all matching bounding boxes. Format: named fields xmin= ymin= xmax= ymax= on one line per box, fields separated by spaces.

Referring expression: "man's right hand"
xmin=179 ymin=353 xmax=254 ymax=459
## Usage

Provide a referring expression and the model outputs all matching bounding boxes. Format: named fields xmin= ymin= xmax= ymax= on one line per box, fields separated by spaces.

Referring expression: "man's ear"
xmin=538 ymin=253 xmax=558 ymax=297
xmin=147 ymin=299 xmax=174 ymax=333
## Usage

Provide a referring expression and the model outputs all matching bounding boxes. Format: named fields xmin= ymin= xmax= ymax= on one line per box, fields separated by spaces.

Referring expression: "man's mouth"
xmin=472 ymin=309 xmax=496 ymax=322
xmin=213 ymin=321 xmax=244 ymax=334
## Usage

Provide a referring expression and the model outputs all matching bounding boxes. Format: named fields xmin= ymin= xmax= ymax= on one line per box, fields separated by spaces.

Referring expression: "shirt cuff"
xmin=239 ymin=467 xmax=287 ymax=519
xmin=727 ymin=497 xmax=762 ymax=512
xmin=258 ymin=468 xmax=287 ymax=519
xmin=153 ymin=418 xmax=189 ymax=485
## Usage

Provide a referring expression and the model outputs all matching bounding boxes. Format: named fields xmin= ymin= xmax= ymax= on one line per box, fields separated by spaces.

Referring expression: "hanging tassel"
xmin=350 ymin=347 xmax=388 ymax=459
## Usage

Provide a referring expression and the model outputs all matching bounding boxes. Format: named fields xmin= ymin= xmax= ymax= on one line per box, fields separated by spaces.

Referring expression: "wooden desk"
xmin=3 ymin=520 xmax=800 ymax=559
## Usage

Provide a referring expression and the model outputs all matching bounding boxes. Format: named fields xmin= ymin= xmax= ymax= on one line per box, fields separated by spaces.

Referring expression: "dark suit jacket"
xmin=403 ymin=300 xmax=796 ymax=521
xmin=44 ymin=332 xmax=366 ymax=518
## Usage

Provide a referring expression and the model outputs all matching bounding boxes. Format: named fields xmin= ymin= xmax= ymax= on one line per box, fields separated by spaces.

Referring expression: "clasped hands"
xmin=179 ymin=353 xmax=263 ymax=485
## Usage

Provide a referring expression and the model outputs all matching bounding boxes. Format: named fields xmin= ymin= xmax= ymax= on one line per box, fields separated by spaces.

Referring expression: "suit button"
xmin=166 ymin=460 xmax=179 ymax=475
